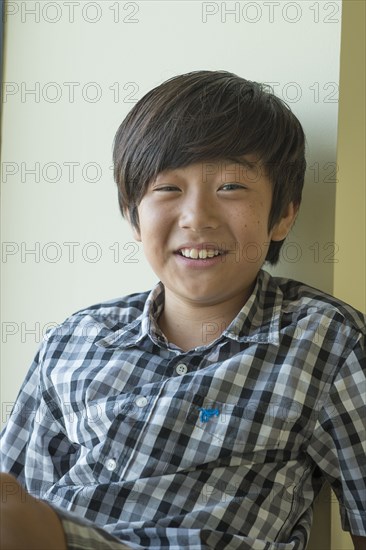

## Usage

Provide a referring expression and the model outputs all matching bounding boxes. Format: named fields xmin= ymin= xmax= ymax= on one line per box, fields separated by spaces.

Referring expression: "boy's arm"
xmin=0 ymin=473 xmax=131 ymax=550
xmin=0 ymin=473 xmax=67 ymax=550
xmin=0 ymin=339 xmax=131 ymax=550
xmin=307 ymin=331 xmax=366 ymax=544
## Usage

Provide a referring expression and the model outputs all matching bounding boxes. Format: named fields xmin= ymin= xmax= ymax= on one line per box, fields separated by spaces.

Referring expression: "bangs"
xmin=115 ymin=74 xmax=285 ymax=193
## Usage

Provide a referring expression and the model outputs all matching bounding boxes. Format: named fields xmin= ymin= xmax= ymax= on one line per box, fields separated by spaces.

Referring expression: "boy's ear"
xmin=270 ymin=202 xmax=299 ymax=241
xmin=132 ymin=225 xmax=142 ymax=242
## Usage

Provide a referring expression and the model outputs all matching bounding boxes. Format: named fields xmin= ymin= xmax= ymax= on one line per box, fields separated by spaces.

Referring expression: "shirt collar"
xmin=96 ymin=269 xmax=282 ymax=350
xmin=95 ymin=282 xmax=166 ymax=350
xmin=222 ymin=269 xmax=282 ymax=345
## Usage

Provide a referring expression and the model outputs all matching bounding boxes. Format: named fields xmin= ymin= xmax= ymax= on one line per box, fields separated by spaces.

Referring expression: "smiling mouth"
xmin=176 ymin=247 xmax=226 ymax=260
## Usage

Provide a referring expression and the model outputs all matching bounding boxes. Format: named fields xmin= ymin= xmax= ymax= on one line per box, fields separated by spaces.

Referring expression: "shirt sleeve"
xmin=50 ymin=506 xmax=133 ymax=550
xmin=1 ymin=331 xmax=85 ymax=490
xmin=307 ymin=331 xmax=366 ymax=536
xmin=0 ymin=339 xmax=133 ymax=550
xmin=0 ymin=346 xmax=45 ymax=485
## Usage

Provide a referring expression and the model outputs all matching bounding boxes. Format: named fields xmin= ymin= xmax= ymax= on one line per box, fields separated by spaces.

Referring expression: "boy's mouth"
xmin=175 ymin=246 xmax=226 ymax=260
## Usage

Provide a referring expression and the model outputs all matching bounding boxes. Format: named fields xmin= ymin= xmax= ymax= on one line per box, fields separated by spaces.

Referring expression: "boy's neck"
xmin=158 ymin=286 xmax=254 ymax=352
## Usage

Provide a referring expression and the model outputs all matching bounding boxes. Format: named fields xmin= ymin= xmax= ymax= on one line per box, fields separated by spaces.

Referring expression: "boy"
xmin=1 ymin=70 xmax=365 ymax=550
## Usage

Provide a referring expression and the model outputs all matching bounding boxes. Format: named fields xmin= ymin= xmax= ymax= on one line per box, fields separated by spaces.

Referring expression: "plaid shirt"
xmin=1 ymin=269 xmax=365 ymax=550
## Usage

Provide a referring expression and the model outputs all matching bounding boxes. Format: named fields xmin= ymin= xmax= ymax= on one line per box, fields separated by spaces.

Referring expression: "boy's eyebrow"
xmin=152 ymin=157 xmax=260 ymax=182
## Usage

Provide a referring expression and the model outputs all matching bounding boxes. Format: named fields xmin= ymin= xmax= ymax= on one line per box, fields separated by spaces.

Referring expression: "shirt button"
xmin=135 ymin=396 xmax=148 ymax=408
xmin=176 ymin=363 xmax=188 ymax=375
xmin=105 ymin=458 xmax=117 ymax=471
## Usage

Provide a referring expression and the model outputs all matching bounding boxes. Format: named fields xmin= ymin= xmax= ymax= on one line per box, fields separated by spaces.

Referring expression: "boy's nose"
xmin=178 ymin=192 xmax=219 ymax=231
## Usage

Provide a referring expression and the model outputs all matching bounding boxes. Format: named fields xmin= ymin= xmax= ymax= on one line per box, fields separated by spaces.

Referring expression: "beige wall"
xmin=331 ymin=1 xmax=366 ymax=548
xmin=334 ymin=0 xmax=366 ymax=311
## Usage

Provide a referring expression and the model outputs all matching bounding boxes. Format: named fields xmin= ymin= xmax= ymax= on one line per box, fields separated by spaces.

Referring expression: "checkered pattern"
xmin=1 ymin=269 xmax=365 ymax=550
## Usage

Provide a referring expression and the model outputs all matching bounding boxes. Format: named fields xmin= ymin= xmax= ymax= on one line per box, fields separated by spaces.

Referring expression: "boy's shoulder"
xmin=45 ymin=289 xmax=152 ymax=344
xmin=72 ymin=290 xmax=151 ymax=323
xmin=270 ymin=271 xmax=366 ymax=336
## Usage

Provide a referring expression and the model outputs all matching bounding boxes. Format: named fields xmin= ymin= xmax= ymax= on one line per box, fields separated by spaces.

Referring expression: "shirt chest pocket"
xmin=92 ymin=390 xmax=302 ymax=483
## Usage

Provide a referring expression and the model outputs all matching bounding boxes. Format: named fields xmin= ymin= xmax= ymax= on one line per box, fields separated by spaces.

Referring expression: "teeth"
xmin=180 ymin=248 xmax=221 ymax=259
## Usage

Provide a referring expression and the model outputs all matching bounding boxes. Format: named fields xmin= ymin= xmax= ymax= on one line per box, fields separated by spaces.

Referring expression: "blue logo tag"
xmin=198 ymin=407 xmax=220 ymax=423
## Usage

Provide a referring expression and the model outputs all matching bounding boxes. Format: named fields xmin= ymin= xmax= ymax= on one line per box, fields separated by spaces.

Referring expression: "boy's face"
xmin=131 ymin=157 xmax=297 ymax=309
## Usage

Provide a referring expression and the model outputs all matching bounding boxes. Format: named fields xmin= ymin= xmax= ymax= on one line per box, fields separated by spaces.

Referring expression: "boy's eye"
xmin=219 ymin=183 xmax=246 ymax=191
xmin=153 ymin=185 xmax=181 ymax=192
